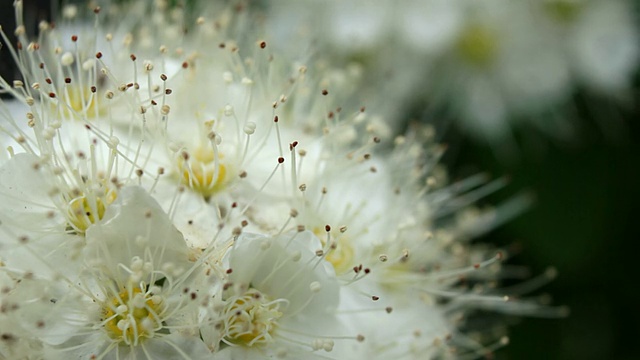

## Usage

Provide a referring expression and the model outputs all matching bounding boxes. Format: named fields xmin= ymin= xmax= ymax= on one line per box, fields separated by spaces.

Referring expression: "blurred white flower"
xmin=263 ymin=0 xmax=639 ymax=144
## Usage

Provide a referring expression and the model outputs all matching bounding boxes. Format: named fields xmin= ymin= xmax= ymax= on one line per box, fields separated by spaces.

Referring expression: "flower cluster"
xmin=266 ymin=0 xmax=640 ymax=142
xmin=0 ymin=1 xmax=563 ymax=359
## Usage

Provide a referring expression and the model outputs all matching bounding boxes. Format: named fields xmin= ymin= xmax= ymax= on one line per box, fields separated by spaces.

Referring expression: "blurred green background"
xmin=440 ymin=88 xmax=640 ymax=359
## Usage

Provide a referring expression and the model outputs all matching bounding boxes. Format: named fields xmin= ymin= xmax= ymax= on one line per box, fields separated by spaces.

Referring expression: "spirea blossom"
xmin=0 ymin=1 xmax=565 ymax=359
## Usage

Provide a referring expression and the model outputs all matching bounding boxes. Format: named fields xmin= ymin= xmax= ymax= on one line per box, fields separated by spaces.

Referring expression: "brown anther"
xmin=165 ymin=89 xmax=172 ymax=95
xmin=241 ymin=220 xmax=248 ymax=227
xmin=321 ymin=89 xmax=328 ymax=96
xmin=278 ymin=157 xmax=285 ymax=164
xmin=259 ymin=41 xmax=266 ymax=49
xmin=160 ymin=74 xmax=168 ymax=81
xmin=372 ymin=296 xmax=379 ymax=301
xmin=90 ymin=86 xmax=97 ymax=93
xmin=45 ymin=78 xmax=52 ymax=84
xmin=385 ymin=307 xmax=393 ymax=314
xmin=273 ymin=115 xmax=279 ymax=123
xmin=135 ymin=169 xmax=143 ymax=177
xmin=71 ymin=35 xmax=78 ymax=42
xmin=95 ymin=51 xmax=103 ymax=59
xmin=130 ymin=54 xmax=137 ymax=61
xmin=325 ymin=225 xmax=331 ymax=232
xmin=94 ymin=6 xmax=101 ymax=14
xmin=182 ymin=61 xmax=189 ymax=69
xmin=48 ymin=92 xmax=56 ymax=98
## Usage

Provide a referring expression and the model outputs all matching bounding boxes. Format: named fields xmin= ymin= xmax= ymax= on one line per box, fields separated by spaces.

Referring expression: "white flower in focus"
xmin=201 ymin=231 xmax=352 ymax=358
xmin=26 ymin=186 xmax=211 ymax=359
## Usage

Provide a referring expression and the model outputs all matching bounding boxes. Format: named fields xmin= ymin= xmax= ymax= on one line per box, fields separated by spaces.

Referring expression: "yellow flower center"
xmin=455 ymin=24 xmax=498 ymax=67
xmin=177 ymin=146 xmax=227 ymax=199
xmin=314 ymin=227 xmax=355 ymax=275
xmin=103 ymin=287 xmax=164 ymax=344
xmin=55 ymin=87 xmax=104 ymax=119
xmin=544 ymin=0 xmax=583 ymax=22
xmin=223 ymin=289 xmax=283 ymax=347
xmin=66 ymin=188 xmax=117 ymax=234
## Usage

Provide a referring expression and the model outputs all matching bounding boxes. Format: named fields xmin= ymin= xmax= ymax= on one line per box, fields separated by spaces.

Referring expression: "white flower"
xmin=26 ymin=186 xmax=213 ymax=359
xmin=201 ymin=231 xmax=353 ymax=358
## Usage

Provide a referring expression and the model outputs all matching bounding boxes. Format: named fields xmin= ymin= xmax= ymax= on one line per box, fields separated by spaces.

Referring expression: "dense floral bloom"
xmin=0 ymin=1 xmax=565 ymax=359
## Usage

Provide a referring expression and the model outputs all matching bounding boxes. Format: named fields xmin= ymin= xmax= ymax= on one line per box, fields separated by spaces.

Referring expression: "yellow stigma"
xmin=103 ymin=287 xmax=164 ymax=344
xmin=455 ymin=24 xmax=498 ymax=67
xmin=66 ymin=188 xmax=117 ymax=234
xmin=223 ymin=289 xmax=283 ymax=347
xmin=177 ymin=146 xmax=228 ymax=199
xmin=56 ymin=87 xmax=104 ymax=119
xmin=544 ymin=0 xmax=582 ymax=22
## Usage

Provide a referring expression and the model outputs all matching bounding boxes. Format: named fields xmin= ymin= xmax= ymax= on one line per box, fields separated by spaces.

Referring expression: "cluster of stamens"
xmin=221 ymin=288 xmax=284 ymax=347
xmin=102 ymin=286 xmax=164 ymax=345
